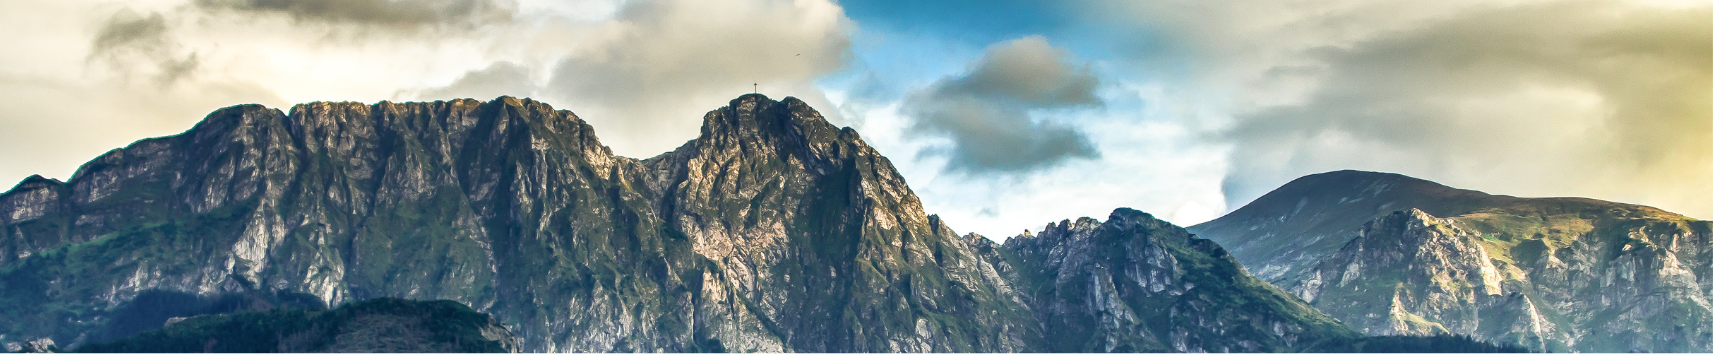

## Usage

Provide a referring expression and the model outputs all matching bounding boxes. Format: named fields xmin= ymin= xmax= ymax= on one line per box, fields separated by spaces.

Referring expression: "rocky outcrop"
xmin=974 ymin=208 xmax=1357 ymax=352
xmin=0 ymin=175 xmax=70 ymax=265
xmin=4 ymin=338 xmax=56 ymax=353
xmin=1194 ymin=170 xmax=1713 ymax=352
xmin=0 ymin=94 xmax=1355 ymax=352
xmin=1292 ymin=210 xmax=1519 ymax=339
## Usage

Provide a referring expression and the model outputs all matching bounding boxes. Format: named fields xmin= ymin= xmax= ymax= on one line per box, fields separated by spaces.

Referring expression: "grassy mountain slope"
xmin=1192 ymin=170 xmax=1713 ymax=352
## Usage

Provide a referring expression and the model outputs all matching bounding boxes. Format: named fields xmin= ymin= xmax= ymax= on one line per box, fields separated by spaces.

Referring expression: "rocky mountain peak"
xmin=984 ymin=207 xmax=1357 ymax=352
xmin=1297 ymin=208 xmax=1506 ymax=301
xmin=1362 ymin=208 xmax=1467 ymax=246
xmin=1 ymin=175 xmax=68 ymax=262
xmin=11 ymin=175 xmax=63 ymax=189
xmin=680 ymin=94 xmax=865 ymax=171
xmin=1104 ymin=207 xmax=1167 ymax=231
xmin=2 ymin=95 xmax=1368 ymax=352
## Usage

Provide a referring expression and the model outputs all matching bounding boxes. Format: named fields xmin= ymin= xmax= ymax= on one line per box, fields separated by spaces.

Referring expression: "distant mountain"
xmin=74 ymin=297 xmax=519 ymax=353
xmin=1191 ymin=170 xmax=1713 ymax=352
xmin=1187 ymin=171 xmax=1514 ymax=285
xmin=0 ymin=95 xmax=1360 ymax=352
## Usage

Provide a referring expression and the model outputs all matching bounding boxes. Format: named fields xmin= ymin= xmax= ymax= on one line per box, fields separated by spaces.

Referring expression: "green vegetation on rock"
xmin=74 ymin=298 xmax=518 ymax=353
xmin=1307 ymin=334 xmax=1529 ymax=353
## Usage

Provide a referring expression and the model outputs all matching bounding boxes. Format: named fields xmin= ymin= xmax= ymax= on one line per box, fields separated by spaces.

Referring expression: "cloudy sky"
xmin=1 ymin=0 xmax=1708 ymax=238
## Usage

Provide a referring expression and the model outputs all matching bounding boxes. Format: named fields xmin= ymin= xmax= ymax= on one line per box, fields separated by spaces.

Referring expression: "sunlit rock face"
xmin=1292 ymin=210 xmax=1513 ymax=338
xmin=0 ymin=94 xmax=1354 ymax=352
xmin=1194 ymin=170 xmax=1713 ymax=352
xmin=973 ymin=208 xmax=1356 ymax=353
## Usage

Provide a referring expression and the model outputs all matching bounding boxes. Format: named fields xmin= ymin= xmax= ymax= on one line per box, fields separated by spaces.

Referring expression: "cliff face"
xmin=1292 ymin=210 xmax=1515 ymax=338
xmin=0 ymin=95 xmax=1350 ymax=352
xmin=1194 ymin=170 xmax=1713 ymax=352
xmin=631 ymin=95 xmax=1040 ymax=352
xmin=974 ymin=209 xmax=1357 ymax=352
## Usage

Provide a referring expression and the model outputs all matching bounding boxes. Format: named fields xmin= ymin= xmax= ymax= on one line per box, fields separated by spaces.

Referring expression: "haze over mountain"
xmin=1 ymin=95 xmax=1370 ymax=352
xmin=1191 ymin=170 xmax=1713 ymax=352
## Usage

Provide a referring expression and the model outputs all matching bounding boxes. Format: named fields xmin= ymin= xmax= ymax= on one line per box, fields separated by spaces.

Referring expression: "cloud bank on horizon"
xmin=0 ymin=0 xmax=1706 ymax=239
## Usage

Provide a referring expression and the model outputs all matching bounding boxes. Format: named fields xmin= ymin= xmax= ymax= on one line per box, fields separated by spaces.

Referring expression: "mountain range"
xmin=1190 ymin=170 xmax=1713 ymax=352
xmin=1 ymin=95 xmax=1361 ymax=352
xmin=0 ymin=94 xmax=1690 ymax=352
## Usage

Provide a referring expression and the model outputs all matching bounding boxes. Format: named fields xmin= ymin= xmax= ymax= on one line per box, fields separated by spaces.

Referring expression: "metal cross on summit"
xmin=753 ymin=82 xmax=757 ymax=93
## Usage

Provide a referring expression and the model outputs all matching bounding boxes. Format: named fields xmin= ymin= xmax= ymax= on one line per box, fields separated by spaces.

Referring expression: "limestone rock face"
xmin=0 ymin=94 xmax=1355 ymax=352
xmin=1293 ymin=210 xmax=1515 ymax=338
xmin=1194 ymin=170 xmax=1713 ymax=352
xmin=23 ymin=338 xmax=56 ymax=353
xmin=977 ymin=209 xmax=1356 ymax=352
xmin=0 ymin=175 xmax=69 ymax=264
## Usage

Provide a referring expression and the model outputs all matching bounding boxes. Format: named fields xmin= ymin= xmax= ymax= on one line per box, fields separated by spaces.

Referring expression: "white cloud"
xmin=1088 ymin=0 xmax=1713 ymax=220
xmin=5 ymin=0 xmax=1704 ymax=236
xmin=837 ymin=80 xmax=1230 ymax=238
xmin=540 ymin=0 xmax=853 ymax=157
xmin=0 ymin=0 xmax=856 ymax=191
xmin=0 ymin=1 xmax=289 ymax=183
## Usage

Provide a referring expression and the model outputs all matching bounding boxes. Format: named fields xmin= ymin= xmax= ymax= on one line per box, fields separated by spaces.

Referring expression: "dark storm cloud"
xmin=905 ymin=36 xmax=1102 ymax=174
xmin=194 ymin=0 xmax=515 ymax=30
xmin=91 ymin=11 xmax=168 ymax=54
xmin=1218 ymin=1 xmax=1712 ymax=213
xmin=88 ymin=10 xmax=199 ymax=87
